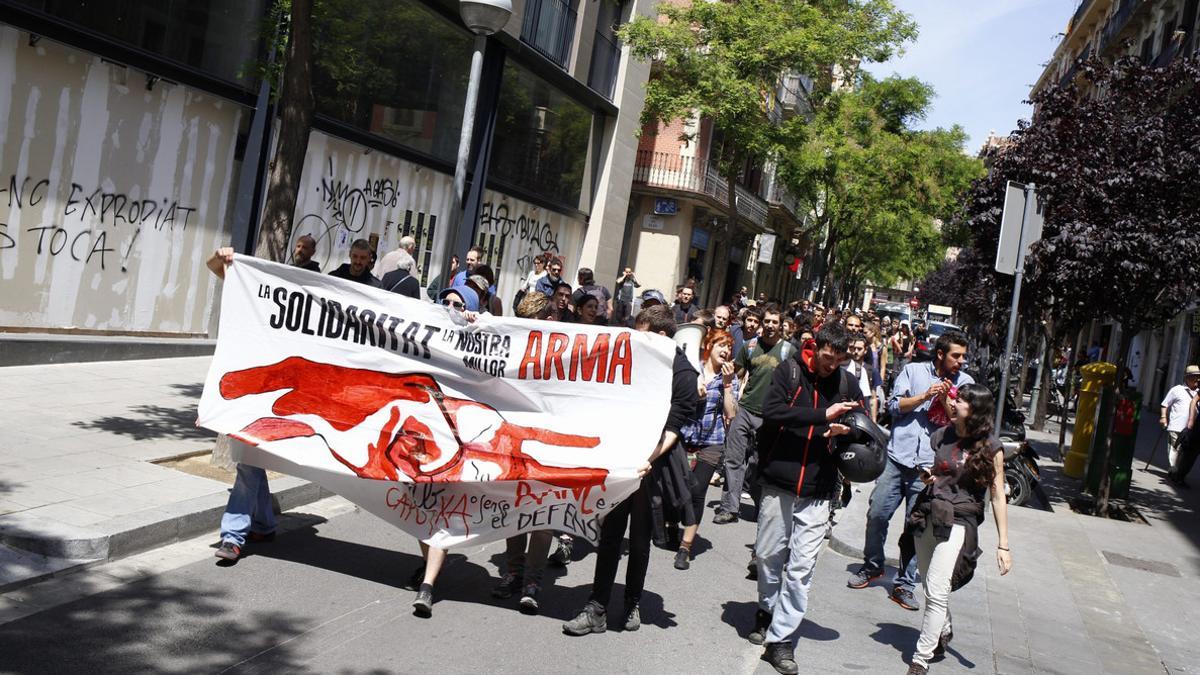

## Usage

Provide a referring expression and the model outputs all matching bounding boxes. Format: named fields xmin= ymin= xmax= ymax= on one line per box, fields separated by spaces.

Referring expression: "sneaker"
xmin=623 ymin=604 xmax=641 ymax=631
xmin=562 ymin=601 xmax=607 ymax=635
xmin=933 ymin=629 xmax=953 ymax=659
xmin=412 ymin=584 xmax=433 ymax=617
xmin=491 ymin=571 xmax=522 ymax=599
xmin=748 ymin=609 xmax=772 ymax=645
xmin=890 ymin=585 xmax=920 ymax=611
xmin=549 ymin=536 xmax=573 ymax=567
xmin=711 ymin=511 xmax=739 ymax=524
xmin=214 ymin=540 xmax=241 ymax=561
xmin=674 ymin=548 xmax=691 ymax=570
xmin=762 ymin=641 xmax=799 ymax=675
xmin=247 ymin=531 xmax=276 ymax=543
xmin=404 ymin=565 xmax=426 ymax=591
xmin=907 ymin=664 xmax=929 ymax=675
xmin=847 ymin=565 xmax=883 ymax=589
xmin=518 ymin=582 xmax=541 ymax=614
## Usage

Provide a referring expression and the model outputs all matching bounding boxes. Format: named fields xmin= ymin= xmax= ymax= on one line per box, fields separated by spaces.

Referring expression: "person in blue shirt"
xmin=535 ymin=257 xmax=563 ymax=297
xmin=847 ymin=331 xmax=973 ymax=612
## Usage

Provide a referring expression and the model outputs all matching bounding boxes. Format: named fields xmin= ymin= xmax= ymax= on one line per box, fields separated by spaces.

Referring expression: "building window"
xmin=491 ymin=60 xmax=593 ymax=211
xmin=310 ymin=0 xmax=474 ymax=165
xmin=587 ymin=0 xmax=623 ymax=99
xmin=520 ymin=0 xmax=577 ymax=68
xmin=12 ymin=0 xmax=267 ymax=87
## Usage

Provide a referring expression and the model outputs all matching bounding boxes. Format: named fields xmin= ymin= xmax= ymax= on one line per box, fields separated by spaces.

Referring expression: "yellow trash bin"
xmin=1064 ymin=362 xmax=1117 ymax=478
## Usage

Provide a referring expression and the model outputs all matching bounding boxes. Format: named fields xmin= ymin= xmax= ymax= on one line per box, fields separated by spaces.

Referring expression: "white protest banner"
xmin=197 ymin=255 xmax=675 ymax=548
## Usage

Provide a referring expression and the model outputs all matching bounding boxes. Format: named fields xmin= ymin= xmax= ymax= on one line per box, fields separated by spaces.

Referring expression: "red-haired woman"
xmin=675 ymin=328 xmax=740 ymax=570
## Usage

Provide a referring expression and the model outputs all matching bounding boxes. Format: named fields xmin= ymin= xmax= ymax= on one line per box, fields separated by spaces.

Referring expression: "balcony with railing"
xmin=632 ymin=150 xmax=769 ymax=229
xmin=1100 ymin=0 xmax=1145 ymax=52
xmin=769 ymin=182 xmax=801 ymax=217
xmin=1069 ymin=0 xmax=1096 ymax=34
xmin=521 ymin=0 xmax=577 ymax=69
xmin=587 ymin=31 xmax=620 ymax=100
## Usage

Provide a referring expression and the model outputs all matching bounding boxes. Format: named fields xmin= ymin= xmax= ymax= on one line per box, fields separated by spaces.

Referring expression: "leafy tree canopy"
xmin=949 ymin=57 xmax=1200 ymax=348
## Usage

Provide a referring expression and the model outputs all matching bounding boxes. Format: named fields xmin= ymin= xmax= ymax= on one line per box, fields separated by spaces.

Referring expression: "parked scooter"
xmin=997 ymin=400 xmax=1044 ymax=507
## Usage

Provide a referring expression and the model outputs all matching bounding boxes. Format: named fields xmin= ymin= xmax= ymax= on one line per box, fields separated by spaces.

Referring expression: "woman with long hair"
xmin=906 ymin=383 xmax=1012 ymax=674
xmin=674 ymin=328 xmax=740 ymax=570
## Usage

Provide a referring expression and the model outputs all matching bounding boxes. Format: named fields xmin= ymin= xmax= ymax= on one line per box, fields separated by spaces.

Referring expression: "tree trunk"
xmin=1058 ymin=325 xmax=1083 ymax=458
xmin=1032 ymin=314 xmax=1056 ymax=431
xmin=816 ymin=229 xmax=838 ymax=303
xmin=1096 ymin=323 xmax=1136 ymax=517
xmin=1015 ymin=328 xmax=1029 ymax=404
xmin=254 ymin=0 xmax=315 ymax=263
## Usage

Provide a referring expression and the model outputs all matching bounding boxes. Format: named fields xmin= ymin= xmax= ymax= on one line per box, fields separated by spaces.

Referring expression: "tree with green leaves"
xmin=780 ymin=73 xmax=983 ymax=303
xmin=619 ymin=0 xmax=916 ymax=259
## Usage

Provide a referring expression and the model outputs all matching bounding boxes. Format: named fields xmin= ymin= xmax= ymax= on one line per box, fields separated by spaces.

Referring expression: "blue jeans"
xmin=219 ymin=463 xmax=277 ymax=546
xmin=862 ymin=458 xmax=924 ymax=590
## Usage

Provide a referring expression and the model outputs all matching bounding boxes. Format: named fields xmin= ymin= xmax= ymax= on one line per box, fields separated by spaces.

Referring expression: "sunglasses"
xmin=441 ymin=299 xmax=466 ymax=311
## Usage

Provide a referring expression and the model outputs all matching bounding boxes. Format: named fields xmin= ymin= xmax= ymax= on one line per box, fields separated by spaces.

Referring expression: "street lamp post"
xmin=435 ymin=0 xmax=512 ymax=294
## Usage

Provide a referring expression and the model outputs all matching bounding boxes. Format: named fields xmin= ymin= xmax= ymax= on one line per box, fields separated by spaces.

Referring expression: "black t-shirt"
xmin=929 ymin=426 xmax=1002 ymax=514
xmin=380 ymin=268 xmax=421 ymax=298
xmin=296 ymin=260 xmax=321 ymax=273
xmin=329 ymin=263 xmax=379 ymax=286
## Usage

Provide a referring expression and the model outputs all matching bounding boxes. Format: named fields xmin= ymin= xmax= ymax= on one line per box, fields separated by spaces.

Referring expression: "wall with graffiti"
xmin=0 ymin=26 xmax=242 ymax=335
xmin=291 ymin=131 xmax=586 ymax=306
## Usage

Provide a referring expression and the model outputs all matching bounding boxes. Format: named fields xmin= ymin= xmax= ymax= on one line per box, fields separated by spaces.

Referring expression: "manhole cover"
xmin=1102 ymin=550 xmax=1181 ymax=577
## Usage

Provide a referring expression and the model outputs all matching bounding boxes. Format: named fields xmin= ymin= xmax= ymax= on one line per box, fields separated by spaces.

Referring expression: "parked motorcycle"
xmin=997 ymin=401 xmax=1045 ymax=507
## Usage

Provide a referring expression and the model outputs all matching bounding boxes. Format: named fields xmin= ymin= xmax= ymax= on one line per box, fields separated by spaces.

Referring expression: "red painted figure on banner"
xmin=219 ymin=357 xmax=607 ymax=488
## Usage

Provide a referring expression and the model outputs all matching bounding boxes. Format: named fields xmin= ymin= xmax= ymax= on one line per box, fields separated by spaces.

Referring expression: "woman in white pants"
xmin=907 ymin=383 xmax=1012 ymax=675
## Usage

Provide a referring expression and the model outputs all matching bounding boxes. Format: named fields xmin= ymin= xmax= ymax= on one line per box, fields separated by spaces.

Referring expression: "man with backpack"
xmin=750 ymin=323 xmax=861 ymax=673
xmin=714 ymin=304 xmax=791 ymax=524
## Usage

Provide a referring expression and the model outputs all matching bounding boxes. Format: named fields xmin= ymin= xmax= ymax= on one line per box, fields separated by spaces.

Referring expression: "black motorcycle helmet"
xmin=835 ymin=410 xmax=889 ymax=483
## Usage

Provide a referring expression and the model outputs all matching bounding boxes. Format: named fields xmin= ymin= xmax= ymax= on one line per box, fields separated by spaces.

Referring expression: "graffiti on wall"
xmin=1 ymin=174 xmax=198 ymax=271
xmin=0 ymin=26 xmax=240 ymax=334
xmin=289 ymin=131 xmax=587 ymax=304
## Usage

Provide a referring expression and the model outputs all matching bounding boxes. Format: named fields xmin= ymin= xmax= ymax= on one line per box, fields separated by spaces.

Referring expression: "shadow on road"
xmin=0 ymin=576 xmax=313 ymax=673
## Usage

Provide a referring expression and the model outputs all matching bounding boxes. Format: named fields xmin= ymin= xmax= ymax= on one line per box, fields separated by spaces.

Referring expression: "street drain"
xmin=1102 ymin=550 xmax=1181 ymax=577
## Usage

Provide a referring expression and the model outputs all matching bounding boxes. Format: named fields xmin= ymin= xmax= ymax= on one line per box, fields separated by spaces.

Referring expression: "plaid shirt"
xmin=681 ymin=374 xmax=740 ymax=447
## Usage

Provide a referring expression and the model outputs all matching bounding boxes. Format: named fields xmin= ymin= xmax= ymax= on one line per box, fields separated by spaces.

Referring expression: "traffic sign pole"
xmin=995 ymin=183 xmax=1036 ymax=431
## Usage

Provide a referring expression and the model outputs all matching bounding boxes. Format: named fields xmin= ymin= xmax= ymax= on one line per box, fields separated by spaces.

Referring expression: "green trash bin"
xmin=1085 ymin=390 xmax=1141 ymax=500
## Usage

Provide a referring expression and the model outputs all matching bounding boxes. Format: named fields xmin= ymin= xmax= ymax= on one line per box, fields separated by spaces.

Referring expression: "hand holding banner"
xmin=197 ymin=255 xmax=676 ymax=548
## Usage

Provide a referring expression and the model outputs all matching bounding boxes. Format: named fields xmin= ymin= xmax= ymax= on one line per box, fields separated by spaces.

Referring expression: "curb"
xmin=0 ymin=477 xmax=334 ymax=591
xmin=827 ymin=482 xmax=903 ymax=569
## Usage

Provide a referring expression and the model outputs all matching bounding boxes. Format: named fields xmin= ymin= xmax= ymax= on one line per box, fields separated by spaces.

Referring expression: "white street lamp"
xmin=435 ymin=0 xmax=512 ymax=294
xmin=459 ymin=0 xmax=512 ymax=35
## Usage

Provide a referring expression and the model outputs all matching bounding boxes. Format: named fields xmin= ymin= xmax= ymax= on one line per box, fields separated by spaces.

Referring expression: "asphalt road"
xmin=0 ymin=495 xmax=992 ymax=674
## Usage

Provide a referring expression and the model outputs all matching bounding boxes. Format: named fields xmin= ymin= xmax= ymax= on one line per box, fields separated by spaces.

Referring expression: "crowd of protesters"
xmin=206 ymin=241 xmax=1013 ymax=675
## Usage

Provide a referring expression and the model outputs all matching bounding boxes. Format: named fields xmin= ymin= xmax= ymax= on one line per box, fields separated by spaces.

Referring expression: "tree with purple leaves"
xmin=947 ymin=55 xmax=1200 ymax=514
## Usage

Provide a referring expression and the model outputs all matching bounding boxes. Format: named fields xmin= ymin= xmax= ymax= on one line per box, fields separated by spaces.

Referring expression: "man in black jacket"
xmin=750 ymin=324 xmax=861 ymax=674
xmin=563 ymin=304 xmax=699 ymax=636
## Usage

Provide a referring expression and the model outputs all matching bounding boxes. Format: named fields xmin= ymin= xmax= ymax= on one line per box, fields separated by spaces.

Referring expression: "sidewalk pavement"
xmin=0 ymin=357 xmax=329 ymax=591
xmin=829 ymin=412 xmax=1200 ymax=675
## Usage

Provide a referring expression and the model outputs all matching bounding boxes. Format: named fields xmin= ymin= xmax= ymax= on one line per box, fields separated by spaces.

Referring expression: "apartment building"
xmin=1033 ymin=0 xmax=1198 ymax=96
xmin=1029 ymin=0 xmax=1200 ymax=405
xmin=623 ymin=74 xmax=809 ymax=308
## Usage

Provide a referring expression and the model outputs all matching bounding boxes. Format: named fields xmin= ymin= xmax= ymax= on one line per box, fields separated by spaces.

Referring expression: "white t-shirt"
xmin=1161 ymin=384 xmax=1196 ymax=432
xmin=846 ymin=361 xmax=871 ymax=402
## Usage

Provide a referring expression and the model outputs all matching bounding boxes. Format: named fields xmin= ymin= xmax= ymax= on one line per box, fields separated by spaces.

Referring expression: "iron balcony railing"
xmin=769 ymin=182 xmax=801 ymax=217
xmin=1069 ymin=0 xmax=1095 ymax=34
xmin=633 ymin=150 xmax=769 ymax=228
xmin=521 ymin=0 xmax=577 ymax=69
xmin=1100 ymin=0 xmax=1144 ymax=52
xmin=587 ymin=31 xmax=620 ymax=100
